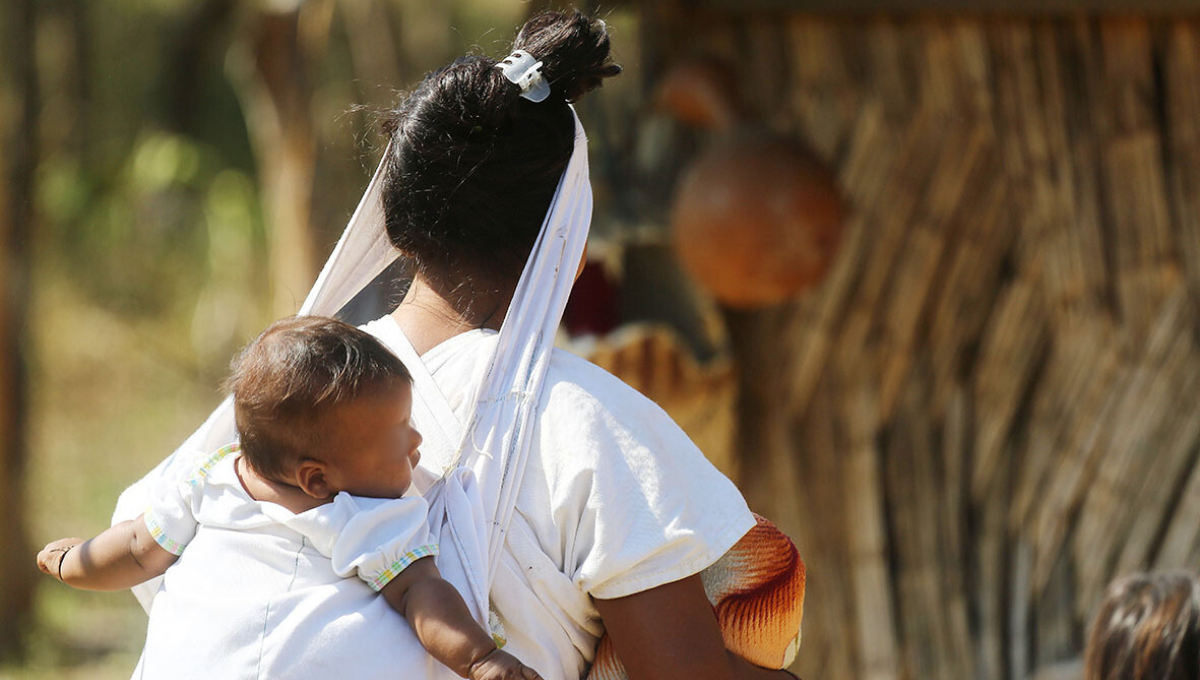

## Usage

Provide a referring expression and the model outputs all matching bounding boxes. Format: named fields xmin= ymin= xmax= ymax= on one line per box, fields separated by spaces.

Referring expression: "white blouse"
xmin=361 ymin=316 xmax=756 ymax=680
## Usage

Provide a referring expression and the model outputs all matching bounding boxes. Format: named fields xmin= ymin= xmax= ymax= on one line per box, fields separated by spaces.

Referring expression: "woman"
xmin=116 ymin=10 xmax=793 ymax=680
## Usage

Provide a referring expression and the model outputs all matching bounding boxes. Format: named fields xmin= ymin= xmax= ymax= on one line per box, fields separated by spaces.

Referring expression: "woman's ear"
xmin=295 ymin=459 xmax=333 ymax=499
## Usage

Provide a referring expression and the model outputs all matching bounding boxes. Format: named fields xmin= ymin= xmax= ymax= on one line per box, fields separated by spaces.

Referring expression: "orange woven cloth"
xmin=586 ymin=514 xmax=806 ymax=679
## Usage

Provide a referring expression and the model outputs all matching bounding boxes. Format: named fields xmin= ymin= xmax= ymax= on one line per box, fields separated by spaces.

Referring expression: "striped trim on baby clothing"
xmin=142 ymin=443 xmax=240 ymax=556
xmin=368 ymin=545 xmax=440 ymax=592
xmin=143 ymin=507 xmax=186 ymax=556
xmin=187 ymin=443 xmax=240 ymax=488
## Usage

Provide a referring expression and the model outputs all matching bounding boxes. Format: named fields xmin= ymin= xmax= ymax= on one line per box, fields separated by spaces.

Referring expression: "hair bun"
xmin=512 ymin=10 xmax=622 ymax=103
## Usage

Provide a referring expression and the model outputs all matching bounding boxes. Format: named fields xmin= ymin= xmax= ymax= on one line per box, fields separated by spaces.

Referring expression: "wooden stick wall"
xmin=640 ymin=7 xmax=1200 ymax=679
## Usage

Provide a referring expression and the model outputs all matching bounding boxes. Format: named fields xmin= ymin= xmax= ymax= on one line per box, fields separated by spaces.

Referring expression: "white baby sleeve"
xmin=140 ymin=457 xmax=206 ymax=556
xmin=329 ymin=495 xmax=440 ymax=592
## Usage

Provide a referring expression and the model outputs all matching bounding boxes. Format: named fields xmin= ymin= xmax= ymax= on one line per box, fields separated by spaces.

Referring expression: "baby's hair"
xmin=225 ymin=316 xmax=412 ymax=481
xmin=1085 ymin=570 xmax=1200 ymax=680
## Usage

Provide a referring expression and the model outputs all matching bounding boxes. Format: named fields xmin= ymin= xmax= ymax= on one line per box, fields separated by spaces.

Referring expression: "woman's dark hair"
xmin=380 ymin=9 xmax=620 ymax=293
xmin=1084 ymin=571 xmax=1200 ymax=680
xmin=225 ymin=316 xmax=412 ymax=480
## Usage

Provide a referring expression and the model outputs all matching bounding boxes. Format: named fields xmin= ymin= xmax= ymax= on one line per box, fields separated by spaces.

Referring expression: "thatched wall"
xmin=638 ymin=6 xmax=1200 ymax=679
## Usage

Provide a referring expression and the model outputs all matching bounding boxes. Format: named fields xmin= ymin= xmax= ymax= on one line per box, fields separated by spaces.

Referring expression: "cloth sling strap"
xmin=296 ymin=136 xmax=401 ymax=319
xmin=380 ymin=325 xmax=466 ymax=480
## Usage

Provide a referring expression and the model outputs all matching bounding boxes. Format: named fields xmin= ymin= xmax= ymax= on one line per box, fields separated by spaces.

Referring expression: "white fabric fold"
xmin=298 ymin=141 xmax=401 ymax=317
xmin=455 ymin=107 xmax=591 ymax=585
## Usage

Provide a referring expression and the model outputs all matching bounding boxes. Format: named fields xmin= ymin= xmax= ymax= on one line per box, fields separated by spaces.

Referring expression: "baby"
xmin=37 ymin=315 xmax=541 ymax=680
xmin=1084 ymin=570 xmax=1200 ymax=680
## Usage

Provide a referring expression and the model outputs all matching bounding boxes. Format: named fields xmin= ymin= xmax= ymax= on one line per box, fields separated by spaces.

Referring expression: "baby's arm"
xmin=36 ymin=517 xmax=178 ymax=591
xmin=381 ymin=557 xmax=540 ymax=680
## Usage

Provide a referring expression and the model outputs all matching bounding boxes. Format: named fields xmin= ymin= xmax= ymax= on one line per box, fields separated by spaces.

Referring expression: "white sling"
xmin=115 ymin=105 xmax=593 ymax=630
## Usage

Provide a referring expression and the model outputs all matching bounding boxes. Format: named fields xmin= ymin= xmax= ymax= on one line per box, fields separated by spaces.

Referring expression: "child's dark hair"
xmin=225 ymin=316 xmax=411 ymax=480
xmin=380 ymin=9 xmax=621 ymax=291
xmin=1085 ymin=571 xmax=1200 ymax=680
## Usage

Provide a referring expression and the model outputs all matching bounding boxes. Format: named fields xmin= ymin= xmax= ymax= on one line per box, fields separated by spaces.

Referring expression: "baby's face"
xmin=320 ymin=381 xmax=423 ymax=499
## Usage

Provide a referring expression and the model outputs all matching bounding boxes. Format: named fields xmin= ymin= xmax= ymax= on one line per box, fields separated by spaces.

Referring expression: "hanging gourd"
xmin=660 ymin=59 xmax=846 ymax=308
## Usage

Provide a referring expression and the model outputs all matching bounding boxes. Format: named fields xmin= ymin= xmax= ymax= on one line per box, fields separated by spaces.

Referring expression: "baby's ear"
xmin=295 ymin=460 xmax=333 ymax=499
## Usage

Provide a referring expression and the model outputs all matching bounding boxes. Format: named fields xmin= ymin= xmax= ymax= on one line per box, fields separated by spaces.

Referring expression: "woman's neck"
xmin=390 ymin=274 xmax=512 ymax=356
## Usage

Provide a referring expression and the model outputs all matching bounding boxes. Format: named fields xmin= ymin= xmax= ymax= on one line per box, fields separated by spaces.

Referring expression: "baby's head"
xmin=226 ymin=316 xmax=422 ymax=500
xmin=1085 ymin=570 xmax=1200 ymax=680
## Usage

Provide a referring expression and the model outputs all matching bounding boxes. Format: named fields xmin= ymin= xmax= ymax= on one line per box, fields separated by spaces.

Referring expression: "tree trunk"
xmin=228 ymin=7 xmax=318 ymax=319
xmin=0 ymin=0 xmax=38 ymax=660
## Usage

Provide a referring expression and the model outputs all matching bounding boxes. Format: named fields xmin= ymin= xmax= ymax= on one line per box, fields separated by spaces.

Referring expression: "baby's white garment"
xmin=131 ymin=444 xmax=448 ymax=680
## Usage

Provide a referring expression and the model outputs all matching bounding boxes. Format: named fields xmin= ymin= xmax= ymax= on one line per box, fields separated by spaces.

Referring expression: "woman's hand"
xmin=467 ymin=648 xmax=542 ymax=680
xmin=594 ymin=574 xmax=793 ymax=680
xmin=36 ymin=537 xmax=85 ymax=580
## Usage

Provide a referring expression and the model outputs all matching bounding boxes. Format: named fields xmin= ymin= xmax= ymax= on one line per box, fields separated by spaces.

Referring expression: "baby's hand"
xmin=37 ymin=537 xmax=83 ymax=579
xmin=468 ymin=649 xmax=542 ymax=680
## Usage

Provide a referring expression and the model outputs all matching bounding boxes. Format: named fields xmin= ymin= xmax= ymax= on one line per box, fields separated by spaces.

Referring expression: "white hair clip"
xmin=495 ymin=50 xmax=551 ymax=103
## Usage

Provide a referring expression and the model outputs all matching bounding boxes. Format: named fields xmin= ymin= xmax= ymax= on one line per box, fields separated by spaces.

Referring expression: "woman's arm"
xmin=36 ymin=518 xmax=178 ymax=591
xmin=594 ymin=574 xmax=794 ymax=680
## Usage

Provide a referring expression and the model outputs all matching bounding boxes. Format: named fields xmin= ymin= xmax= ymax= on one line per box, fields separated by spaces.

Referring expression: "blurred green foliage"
xmin=38 ymin=132 xmax=254 ymax=323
